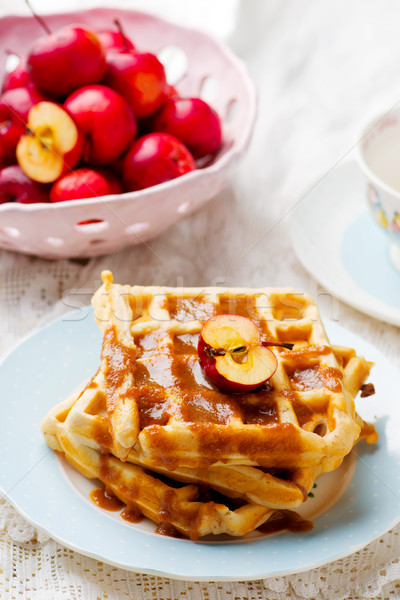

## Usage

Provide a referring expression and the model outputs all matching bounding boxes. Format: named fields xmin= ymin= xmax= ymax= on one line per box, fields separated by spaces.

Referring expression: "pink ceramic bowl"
xmin=0 ymin=7 xmax=256 ymax=259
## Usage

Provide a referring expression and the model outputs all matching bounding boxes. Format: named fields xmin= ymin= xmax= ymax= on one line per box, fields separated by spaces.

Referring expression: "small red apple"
xmin=2 ymin=54 xmax=33 ymax=92
xmin=153 ymin=97 xmax=222 ymax=159
xmin=103 ymin=51 xmax=167 ymax=117
xmin=16 ymin=101 xmax=83 ymax=183
xmin=96 ymin=19 xmax=135 ymax=53
xmin=0 ymin=86 xmax=45 ymax=164
xmin=123 ymin=132 xmax=196 ymax=191
xmin=50 ymin=167 xmax=123 ymax=202
xmin=27 ymin=25 xmax=107 ymax=98
xmin=197 ymin=314 xmax=278 ymax=392
xmin=64 ymin=84 xmax=137 ymax=164
xmin=0 ymin=165 xmax=49 ymax=204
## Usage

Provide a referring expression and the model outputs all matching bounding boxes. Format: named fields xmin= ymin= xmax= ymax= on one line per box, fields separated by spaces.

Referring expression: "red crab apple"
xmin=27 ymin=25 xmax=106 ymax=98
xmin=96 ymin=20 xmax=135 ymax=53
xmin=64 ymin=84 xmax=137 ymax=164
xmin=123 ymin=132 xmax=196 ymax=191
xmin=0 ymin=165 xmax=49 ymax=204
xmin=50 ymin=167 xmax=123 ymax=202
xmin=103 ymin=51 xmax=167 ymax=117
xmin=0 ymin=86 xmax=45 ymax=163
xmin=153 ymin=97 xmax=222 ymax=159
xmin=197 ymin=314 xmax=278 ymax=392
xmin=16 ymin=101 xmax=83 ymax=184
xmin=2 ymin=54 xmax=32 ymax=92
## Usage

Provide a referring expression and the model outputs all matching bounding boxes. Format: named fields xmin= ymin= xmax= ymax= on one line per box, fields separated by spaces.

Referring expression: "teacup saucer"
xmin=290 ymin=160 xmax=400 ymax=326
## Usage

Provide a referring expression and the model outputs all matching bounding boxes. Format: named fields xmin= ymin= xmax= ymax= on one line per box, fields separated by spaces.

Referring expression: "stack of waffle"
xmin=41 ymin=271 xmax=377 ymax=539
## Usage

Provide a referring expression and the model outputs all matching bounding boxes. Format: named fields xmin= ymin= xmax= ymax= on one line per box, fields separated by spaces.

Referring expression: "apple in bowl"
xmin=0 ymin=165 xmax=49 ymax=204
xmin=64 ymin=84 xmax=137 ymax=164
xmin=123 ymin=132 xmax=196 ymax=191
xmin=153 ymin=97 xmax=222 ymax=159
xmin=50 ymin=167 xmax=123 ymax=202
xmin=197 ymin=314 xmax=279 ymax=393
xmin=103 ymin=50 xmax=168 ymax=118
xmin=16 ymin=101 xmax=83 ymax=183
xmin=96 ymin=20 xmax=135 ymax=53
xmin=27 ymin=24 xmax=107 ymax=98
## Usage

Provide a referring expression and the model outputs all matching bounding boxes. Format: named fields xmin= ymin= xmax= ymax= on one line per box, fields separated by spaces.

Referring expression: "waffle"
xmin=89 ymin=271 xmax=368 ymax=471
xmin=41 ymin=271 xmax=377 ymax=539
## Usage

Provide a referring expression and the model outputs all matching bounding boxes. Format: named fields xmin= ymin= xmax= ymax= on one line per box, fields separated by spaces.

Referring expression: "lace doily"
xmin=1 ymin=498 xmax=400 ymax=599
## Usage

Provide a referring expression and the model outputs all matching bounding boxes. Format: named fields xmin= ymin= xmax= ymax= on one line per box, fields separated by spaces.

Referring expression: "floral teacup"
xmin=357 ymin=109 xmax=400 ymax=271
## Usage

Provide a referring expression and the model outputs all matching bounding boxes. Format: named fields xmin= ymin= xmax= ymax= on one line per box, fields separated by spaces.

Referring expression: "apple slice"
xmin=16 ymin=101 xmax=83 ymax=183
xmin=197 ymin=314 xmax=278 ymax=392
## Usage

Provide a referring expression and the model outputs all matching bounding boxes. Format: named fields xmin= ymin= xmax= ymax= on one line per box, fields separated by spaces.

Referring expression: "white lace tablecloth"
xmin=1 ymin=1 xmax=400 ymax=598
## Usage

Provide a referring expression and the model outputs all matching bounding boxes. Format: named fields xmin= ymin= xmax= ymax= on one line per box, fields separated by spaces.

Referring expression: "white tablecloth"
xmin=1 ymin=1 xmax=400 ymax=598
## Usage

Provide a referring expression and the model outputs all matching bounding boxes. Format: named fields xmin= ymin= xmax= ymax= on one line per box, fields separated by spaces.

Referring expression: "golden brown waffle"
xmin=89 ymin=271 xmax=366 ymax=471
xmin=43 ymin=388 xmax=321 ymax=538
xmin=43 ymin=387 xmax=321 ymax=510
xmin=41 ymin=271 xmax=377 ymax=539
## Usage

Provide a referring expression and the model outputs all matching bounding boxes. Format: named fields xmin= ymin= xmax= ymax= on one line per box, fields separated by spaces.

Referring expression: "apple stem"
xmin=113 ymin=18 xmax=130 ymax=51
xmin=262 ymin=341 xmax=294 ymax=351
xmin=25 ymin=0 xmax=52 ymax=34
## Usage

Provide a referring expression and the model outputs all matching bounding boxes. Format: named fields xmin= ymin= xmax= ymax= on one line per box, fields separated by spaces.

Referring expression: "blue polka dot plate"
xmin=0 ymin=309 xmax=399 ymax=581
xmin=290 ymin=160 xmax=400 ymax=327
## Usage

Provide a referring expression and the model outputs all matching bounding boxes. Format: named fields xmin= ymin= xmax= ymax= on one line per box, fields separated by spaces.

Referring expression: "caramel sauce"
xmin=92 ymin=415 xmax=113 ymax=450
xmin=158 ymin=489 xmax=177 ymax=523
xmin=128 ymin=294 xmax=151 ymax=320
xmin=102 ymin=327 xmax=138 ymax=414
xmin=359 ymin=419 xmax=379 ymax=444
xmin=99 ymin=299 xmax=341 ymax=467
xmin=258 ymin=509 xmax=313 ymax=534
xmin=135 ymin=389 xmax=171 ymax=428
xmin=240 ymin=392 xmax=279 ymax=425
xmin=90 ymin=486 xmax=125 ymax=511
xmin=284 ymin=344 xmax=332 ymax=361
xmin=270 ymin=293 xmax=308 ymax=321
xmin=179 ymin=392 xmax=240 ymax=424
xmin=173 ymin=333 xmax=201 ymax=354
xmin=135 ymin=329 xmax=169 ymax=357
xmin=91 ymin=453 xmax=315 ymax=540
xmin=155 ymin=523 xmax=183 ymax=538
xmin=289 ymin=366 xmax=343 ymax=393
xmin=100 ymin=298 xmax=284 ymax=434
xmin=168 ymin=296 xmax=216 ymax=322
xmin=217 ymin=295 xmax=257 ymax=319
xmin=281 ymin=389 xmax=314 ymax=427
xmin=102 ymin=328 xmax=137 ymax=389
xmin=121 ymin=504 xmax=143 ymax=523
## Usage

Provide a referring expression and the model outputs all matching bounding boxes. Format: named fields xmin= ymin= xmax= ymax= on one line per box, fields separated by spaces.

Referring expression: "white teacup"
xmin=357 ymin=109 xmax=400 ymax=271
